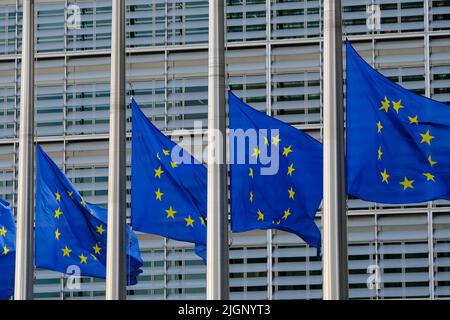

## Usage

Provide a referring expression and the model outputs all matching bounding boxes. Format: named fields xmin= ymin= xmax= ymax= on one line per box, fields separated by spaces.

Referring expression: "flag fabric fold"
xmin=0 ymin=199 xmax=15 ymax=300
xmin=131 ymin=98 xmax=207 ymax=262
xmin=346 ymin=40 xmax=450 ymax=204
xmin=228 ymin=91 xmax=322 ymax=254
xmin=35 ymin=144 xmax=143 ymax=285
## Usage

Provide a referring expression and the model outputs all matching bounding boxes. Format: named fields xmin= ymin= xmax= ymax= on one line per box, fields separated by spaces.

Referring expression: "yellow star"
xmin=93 ymin=243 xmax=101 ymax=255
xmin=155 ymin=188 xmax=164 ymax=201
xmin=408 ymin=115 xmax=419 ymax=124
xmin=156 ymin=152 xmax=161 ymax=160
xmin=249 ymin=167 xmax=253 ymax=178
xmin=376 ymin=121 xmax=383 ymax=134
xmin=379 ymin=96 xmax=390 ymax=112
xmin=283 ymin=208 xmax=291 ymax=220
xmin=90 ymin=254 xmax=98 ymax=261
xmin=271 ymin=134 xmax=281 ymax=146
xmin=420 ymin=130 xmax=434 ymax=145
xmin=423 ymin=173 xmax=435 ymax=182
xmin=67 ymin=191 xmax=73 ymax=198
xmin=154 ymin=166 xmax=164 ymax=178
xmin=55 ymin=191 xmax=61 ymax=202
xmin=170 ymin=161 xmax=178 ymax=168
xmin=252 ymin=147 xmax=261 ymax=158
xmin=165 ymin=206 xmax=176 ymax=219
xmin=381 ymin=169 xmax=389 ymax=184
xmin=257 ymin=209 xmax=264 ymax=221
xmin=378 ymin=146 xmax=383 ymax=160
xmin=55 ymin=228 xmax=61 ymax=240
xmin=288 ymin=187 xmax=295 ymax=200
xmin=80 ymin=197 xmax=86 ymax=206
xmin=274 ymin=220 xmax=281 ymax=225
xmin=392 ymin=99 xmax=404 ymax=113
xmin=428 ymin=155 xmax=437 ymax=166
xmin=400 ymin=177 xmax=414 ymax=190
xmin=249 ymin=191 xmax=253 ymax=203
xmin=2 ymin=245 xmax=9 ymax=255
xmin=96 ymin=224 xmax=105 ymax=235
xmin=282 ymin=145 xmax=293 ymax=157
xmin=0 ymin=226 xmax=6 ymax=236
xmin=263 ymin=136 xmax=269 ymax=145
xmin=62 ymin=246 xmax=71 ymax=257
xmin=162 ymin=149 xmax=170 ymax=156
xmin=287 ymin=163 xmax=295 ymax=176
xmin=199 ymin=216 xmax=206 ymax=226
xmin=185 ymin=215 xmax=194 ymax=227
xmin=54 ymin=207 xmax=63 ymax=219
xmin=79 ymin=253 xmax=88 ymax=264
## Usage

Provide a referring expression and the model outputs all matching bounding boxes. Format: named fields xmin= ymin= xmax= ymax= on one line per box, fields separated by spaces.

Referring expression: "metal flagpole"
xmin=14 ymin=0 xmax=35 ymax=300
xmin=322 ymin=0 xmax=348 ymax=300
xmin=106 ymin=0 xmax=127 ymax=300
xmin=206 ymin=0 xmax=229 ymax=300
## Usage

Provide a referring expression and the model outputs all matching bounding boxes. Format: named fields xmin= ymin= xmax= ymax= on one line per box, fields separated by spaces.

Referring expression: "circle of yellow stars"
xmin=376 ymin=96 xmax=436 ymax=190
xmin=152 ymin=148 xmax=206 ymax=230
xmin=250 ymin=134 xmax=296 ymax=225
xmin=53 ymin=189 xmax=104 ymax=265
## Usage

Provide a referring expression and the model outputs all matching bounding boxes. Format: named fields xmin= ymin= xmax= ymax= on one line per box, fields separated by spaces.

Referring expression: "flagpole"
xmin=106 ymin=0 xmax=127 ymax=300
xmin=206 ymin=0 xmax=229 ymax=300
xmin=14 ymin=0 xmax=35 ymax=300
xmin=322 ymin=0 xmax=348 ymax=300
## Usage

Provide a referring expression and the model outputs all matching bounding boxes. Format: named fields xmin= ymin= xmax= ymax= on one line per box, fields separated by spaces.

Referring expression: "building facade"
xmin=0 ymin=0 xmax=449 ymax=299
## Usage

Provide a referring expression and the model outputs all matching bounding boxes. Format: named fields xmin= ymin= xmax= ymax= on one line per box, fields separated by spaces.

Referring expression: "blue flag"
xmin=346 ymin=41 xmax=450 ymax=204
xmin=35 ymin=144 xmax=143 ymax=285
xmin=0 ymin=199 xmax=15 ymax=300
xmin=131 ymin=98 xmax=207 ymax=262
xmin=229 ymin=91 xmax=322 ymax=254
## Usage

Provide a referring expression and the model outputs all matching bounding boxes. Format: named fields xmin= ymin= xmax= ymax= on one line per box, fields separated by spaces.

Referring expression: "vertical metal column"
xmin=265 ymin=0 xmax=273 ymax=301
xmin=322 ymin=0 xmax=348 ymax=300
xmin=14 ymin=0 xmax=35 ymax=300
xmin=105 ymin=0 xmax=127 ymax=300
xmin=206 ymin=0 xmax=229 ymax=300
xmin=163 ymin=237 xmax=168 ymax=300
xmin=163 ymin=1 xmax=169 ymax=130
xmin=12 ymin=0 xmax=19 ymax=212
xmin=424 ymin=0 xmax=435 ymax=299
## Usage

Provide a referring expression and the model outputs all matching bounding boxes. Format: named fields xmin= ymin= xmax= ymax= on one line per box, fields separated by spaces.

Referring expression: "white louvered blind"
xmin=271 ymin=0 xmax=321 ymax=39
xmin=431 ymin=37 xmax=450 ymax=104
xmin=377 ymin=213 xmax=430 ymax=299
xmin=0 ymin=3 xmax=17 ymax=55
xmin=271 ymin=44 xmax=321 ymax=126
xmin=434 ymin=212 xmax=450 ymax=298
xmin=36 ymin=1 xmax=64 ymax=53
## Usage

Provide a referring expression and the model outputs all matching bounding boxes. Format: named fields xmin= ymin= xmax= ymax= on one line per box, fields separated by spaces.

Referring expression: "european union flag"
xmin=346 ymin=41 xmax=450 ymax=204
xmin=0 ymin=199 xmax=15 ymax=300
xmin=131 ymin=98 xmax=207 ymax=261
xmin=229 ymin=91 xmax=322 ymax=253
xmin=36 ymin=144 xmax=143 ymax=285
